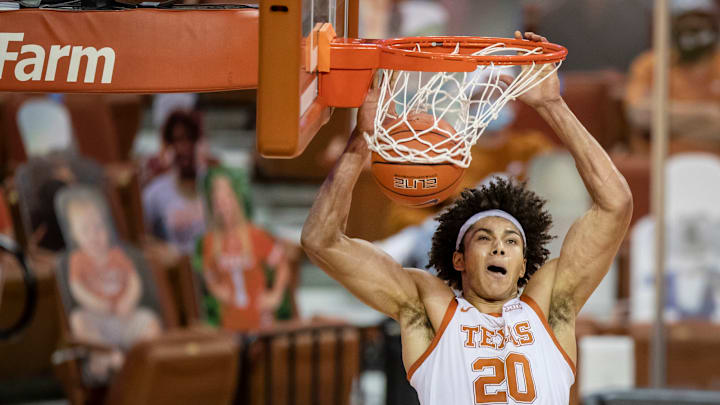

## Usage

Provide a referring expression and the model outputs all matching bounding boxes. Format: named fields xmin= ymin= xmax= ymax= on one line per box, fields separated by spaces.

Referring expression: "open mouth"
xmin=487 ymin=265 xmax=507 ymax=275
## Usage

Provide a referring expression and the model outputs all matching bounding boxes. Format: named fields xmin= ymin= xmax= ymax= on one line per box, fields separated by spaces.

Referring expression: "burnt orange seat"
xmin=237 ymin=319 xmax=361 ymax=405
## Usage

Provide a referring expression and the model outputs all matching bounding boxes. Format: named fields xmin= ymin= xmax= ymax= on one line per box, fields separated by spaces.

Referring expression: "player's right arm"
xmin=300 ymin=97 xmax=424 ymax=321
xmin=303 ymin=121 xmax=461 ymax=374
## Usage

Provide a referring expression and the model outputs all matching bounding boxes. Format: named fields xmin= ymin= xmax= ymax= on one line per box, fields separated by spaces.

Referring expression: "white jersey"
xmin=408 ymin=295 xmax=575 ymax=405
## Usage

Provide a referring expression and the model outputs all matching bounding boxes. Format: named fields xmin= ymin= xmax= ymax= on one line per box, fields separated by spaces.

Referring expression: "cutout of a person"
xmin=199 ymin=169 xmax=290 ymax=331
xmin=62 ymin=189 xmax=161 ymax=382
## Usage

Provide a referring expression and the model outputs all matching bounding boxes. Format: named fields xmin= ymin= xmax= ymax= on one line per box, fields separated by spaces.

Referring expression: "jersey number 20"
xmin=472 ymin=353 xmax=536 ymax=403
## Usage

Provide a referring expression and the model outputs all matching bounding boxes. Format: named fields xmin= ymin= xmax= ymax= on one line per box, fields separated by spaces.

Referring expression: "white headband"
xmin=455 ymin=209 xmax=526 ymax=250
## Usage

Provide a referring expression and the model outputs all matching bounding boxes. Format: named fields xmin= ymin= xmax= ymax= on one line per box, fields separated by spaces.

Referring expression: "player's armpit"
xmin=547 ymin=284 xmax=578 ymax=364
xmin=407 ymin=268 xmax=455 ymax=330
xmin=521 ymin=258 xmax=558 ymax=316
xmin=522 ymin=258 xmax=578 ymax=364
xmin=548 ymin=287 xmax=574 ymax=331
xmin=397 ymin=269 xmax=456 ymax=374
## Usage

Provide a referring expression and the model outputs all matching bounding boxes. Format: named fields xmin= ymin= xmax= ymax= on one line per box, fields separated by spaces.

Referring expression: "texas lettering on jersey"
xmin=460 ymin=320 xmax=535 ymax=350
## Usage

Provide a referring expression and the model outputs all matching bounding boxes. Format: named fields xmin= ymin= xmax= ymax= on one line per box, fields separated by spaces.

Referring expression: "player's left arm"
xmin=514 ymin=32 xmax=633 ymax=317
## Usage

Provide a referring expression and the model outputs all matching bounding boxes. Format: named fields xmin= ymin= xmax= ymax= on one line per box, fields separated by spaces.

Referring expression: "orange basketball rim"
xmin=312 ymin=26 xmax=568 ymax=108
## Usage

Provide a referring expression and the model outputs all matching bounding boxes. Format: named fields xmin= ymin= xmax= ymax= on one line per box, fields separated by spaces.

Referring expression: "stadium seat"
xmin=236 ymin=319 xmax=361 ymax=405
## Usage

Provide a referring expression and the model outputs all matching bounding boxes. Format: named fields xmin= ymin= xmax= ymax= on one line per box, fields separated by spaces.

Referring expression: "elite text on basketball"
xmin=0 ymin=33 xmax=115 ymax=84
xmin=393 ymin=176 xmax=438 ymax=190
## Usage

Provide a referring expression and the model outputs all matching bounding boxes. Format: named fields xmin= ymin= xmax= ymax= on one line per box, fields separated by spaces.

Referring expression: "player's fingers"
xmin=524 ymin=32 xmax=545 ymax=43
xmin=514 ymin=30 xmax=523 ymax=40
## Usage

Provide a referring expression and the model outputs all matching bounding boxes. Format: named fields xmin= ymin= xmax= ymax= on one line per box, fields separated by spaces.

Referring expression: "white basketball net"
xmin=366 ymin=42 xmax=562 ymax=168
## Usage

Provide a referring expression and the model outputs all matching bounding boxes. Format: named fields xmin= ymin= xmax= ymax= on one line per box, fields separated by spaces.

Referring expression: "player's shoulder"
xmin=522 ymin=258 xmax=560 ymax=315
xmin=405 ymin=268 xmax=455 ymax=315
xmin=526 ymin=258 xmax=559 ymax=290
xmin=405 ymin=268 xmax=452 ymax=294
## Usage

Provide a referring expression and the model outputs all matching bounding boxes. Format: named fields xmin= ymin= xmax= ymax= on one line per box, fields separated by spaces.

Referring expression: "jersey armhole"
xmin=519 ymin=294 xmax=577 ymax=377
xmin=406 ymin=297 xmax=458 ymax=382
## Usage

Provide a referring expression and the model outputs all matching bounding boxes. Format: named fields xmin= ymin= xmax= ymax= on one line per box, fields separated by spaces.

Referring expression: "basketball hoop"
xmin=373 ymin=37 xmax=565 ymax=167
xmin=315 ymin=31 xmax=567 ymax=167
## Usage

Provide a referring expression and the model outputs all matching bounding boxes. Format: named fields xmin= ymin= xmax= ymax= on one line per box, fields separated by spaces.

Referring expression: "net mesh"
xmin=366 ymin=41 xmax=562 ymax=168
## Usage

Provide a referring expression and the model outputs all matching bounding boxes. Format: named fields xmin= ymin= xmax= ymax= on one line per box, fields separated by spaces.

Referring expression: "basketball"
xmin=371 ymin=113 xmax=465 ymax=208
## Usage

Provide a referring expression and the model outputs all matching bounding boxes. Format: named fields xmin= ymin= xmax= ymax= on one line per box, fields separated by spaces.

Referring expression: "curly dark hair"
xmin=428 ymin=177 xmax=553 ymax=291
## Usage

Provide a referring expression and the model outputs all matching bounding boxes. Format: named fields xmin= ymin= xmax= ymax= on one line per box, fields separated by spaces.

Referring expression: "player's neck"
xmin=462 ymin=290 xmax=518 ymax=315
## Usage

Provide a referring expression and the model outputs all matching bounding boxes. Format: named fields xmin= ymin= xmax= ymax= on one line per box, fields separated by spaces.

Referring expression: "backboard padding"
xmin=258 ymin=0 xmax=358 ymax=158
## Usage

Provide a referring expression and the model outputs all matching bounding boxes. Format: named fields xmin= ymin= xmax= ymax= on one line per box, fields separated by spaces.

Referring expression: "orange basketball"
xmin=371 ymin=113 xmax=465 ymax=208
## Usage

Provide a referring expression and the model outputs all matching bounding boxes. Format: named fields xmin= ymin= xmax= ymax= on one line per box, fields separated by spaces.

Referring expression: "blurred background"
xmin=1 ymin=0 xmax=720 ymax=404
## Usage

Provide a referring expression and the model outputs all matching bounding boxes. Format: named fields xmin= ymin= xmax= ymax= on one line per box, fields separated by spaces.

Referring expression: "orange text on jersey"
xmin=461 ymin=321 xmax=535 ymax=350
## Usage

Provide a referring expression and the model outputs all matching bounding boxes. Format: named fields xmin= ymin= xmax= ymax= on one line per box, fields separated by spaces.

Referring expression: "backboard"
xmin=257 ymin=0 xmax=358 ymax=158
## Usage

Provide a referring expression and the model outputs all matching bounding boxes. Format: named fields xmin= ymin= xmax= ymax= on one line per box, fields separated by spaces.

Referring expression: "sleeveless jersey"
xmin=408 ymin=295 xmax=575 ymax=405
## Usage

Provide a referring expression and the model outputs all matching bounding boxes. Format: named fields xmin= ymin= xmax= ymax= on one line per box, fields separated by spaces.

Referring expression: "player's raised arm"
xmin=300 ymin=88 xmax=431 ymax=323
xmin=514 ymin=32 xmax=633 ymax=315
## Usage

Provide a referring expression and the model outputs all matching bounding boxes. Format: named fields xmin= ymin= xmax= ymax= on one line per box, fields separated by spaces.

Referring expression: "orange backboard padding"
xmin=257 ymin=0 xmax=305 ymax=158
xmin=257 ymin=0 xmax=360 ymax=159
xmin=0 ymin=8 xmax=258 ymax=93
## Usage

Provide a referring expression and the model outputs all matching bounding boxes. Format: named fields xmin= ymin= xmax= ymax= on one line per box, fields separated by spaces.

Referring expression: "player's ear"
xmin=452 ymin=251 xmax=465 ymax=272
xmin=520 ymin=258 xmax=527 ymax=278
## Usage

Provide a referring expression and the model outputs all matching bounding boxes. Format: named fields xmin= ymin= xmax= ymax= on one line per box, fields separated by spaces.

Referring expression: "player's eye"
xmin=507 ymin=239 xmax=517 ymax=244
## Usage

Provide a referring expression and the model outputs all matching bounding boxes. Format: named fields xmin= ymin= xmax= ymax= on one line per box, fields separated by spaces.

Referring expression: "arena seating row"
xmin=0 ymin=101 xmax=363 ymax=403
xmin=0 ymin=237 xmax=363 ymax=405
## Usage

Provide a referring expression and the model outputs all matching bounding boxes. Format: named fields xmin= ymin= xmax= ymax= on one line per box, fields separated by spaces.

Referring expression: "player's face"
xmin=454 ymin=216 xmax=526 ymax=302
xmin=68 ymin=202 xmax=110 ymax=256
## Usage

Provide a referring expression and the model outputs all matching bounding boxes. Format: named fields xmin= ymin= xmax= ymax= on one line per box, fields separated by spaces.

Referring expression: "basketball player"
xmin=301 ymin=32 xmax=633 ymax=404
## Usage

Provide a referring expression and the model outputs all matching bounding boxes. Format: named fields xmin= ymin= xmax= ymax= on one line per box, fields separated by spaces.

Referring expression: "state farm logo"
xmin=0 ymin=33 xmax=115 ymax=84
xmin=393 ymin=176 xmax=438 ymax=190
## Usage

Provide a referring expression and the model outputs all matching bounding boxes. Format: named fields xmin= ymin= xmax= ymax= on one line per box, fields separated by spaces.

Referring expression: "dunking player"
xmin=301 ymin=32 xmax=632 ymax=404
